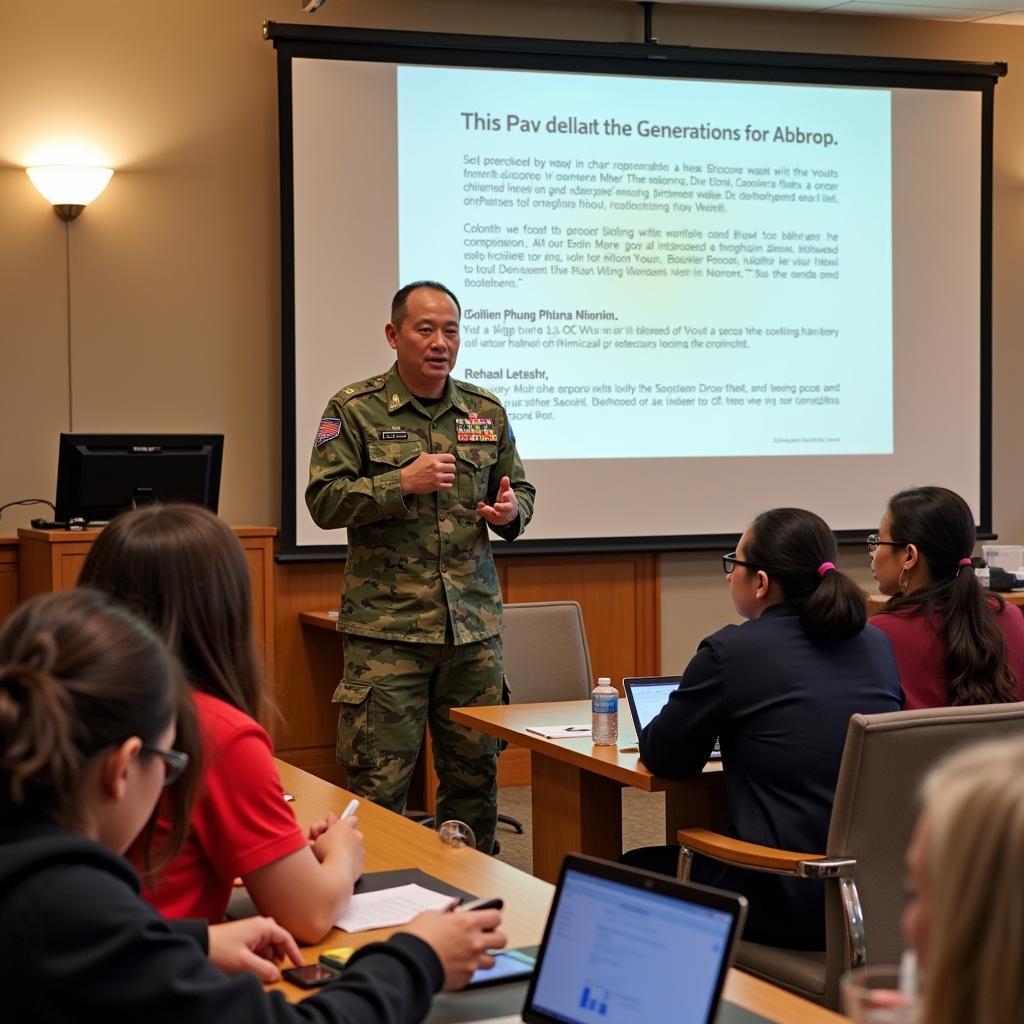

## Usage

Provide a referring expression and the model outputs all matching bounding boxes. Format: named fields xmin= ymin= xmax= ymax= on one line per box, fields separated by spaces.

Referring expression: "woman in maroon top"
xmin=870 ymin=486 xmax=1024 ymax=708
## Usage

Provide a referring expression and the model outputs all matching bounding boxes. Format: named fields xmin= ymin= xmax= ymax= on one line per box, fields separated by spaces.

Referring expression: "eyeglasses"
xmin=141 ymin=745 xmax=190 ymax=786
xmin=722 ymin=552 xmax=761 ymax=575
xmin=866 ymin=533 xmax=910 ymax=554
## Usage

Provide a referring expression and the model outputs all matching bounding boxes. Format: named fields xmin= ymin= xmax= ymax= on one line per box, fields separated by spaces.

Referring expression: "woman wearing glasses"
xmin=634 ymin=507 xmax=901 ymax=950
xmin=78 ymin=505 xmax=364 ymax=944
xmin=869 ymin=486 xmax=1024 ymax=709
xmin=0 ymin=589 xmax=505 ymax=1022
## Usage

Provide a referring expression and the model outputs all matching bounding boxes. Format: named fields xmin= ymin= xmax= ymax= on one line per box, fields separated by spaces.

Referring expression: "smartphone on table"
xmin=281 ymin=963 xmax=341 ymax=988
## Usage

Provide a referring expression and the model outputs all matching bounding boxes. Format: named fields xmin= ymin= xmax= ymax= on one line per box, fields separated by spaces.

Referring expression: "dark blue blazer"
xmin=640 ymin=603 xmax=902 ymax=949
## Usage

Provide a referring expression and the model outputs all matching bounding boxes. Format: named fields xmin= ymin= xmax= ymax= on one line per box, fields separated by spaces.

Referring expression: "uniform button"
xmin=440 ymin=562 xmax=448 ymax=572
xmin=433 ymin=444 xmax=442 ymax=452
xmin=439 ymin=513 xmax=447 ymax=522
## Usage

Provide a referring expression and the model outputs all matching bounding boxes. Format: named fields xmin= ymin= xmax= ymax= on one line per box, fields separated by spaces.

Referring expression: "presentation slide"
xmin=288 ymin=52 xmax=983 ymax=550
xmin=398 ymin=67 xmax=892 ymax=460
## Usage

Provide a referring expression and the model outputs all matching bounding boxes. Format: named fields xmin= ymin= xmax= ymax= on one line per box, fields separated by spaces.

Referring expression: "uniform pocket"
xmin=332 ymin=680 xmax=377 ymax=769
xmin=456 ymin=444 xmax=499 ymax=507
xmin=367 ymin=441 xmax=421 ymax=468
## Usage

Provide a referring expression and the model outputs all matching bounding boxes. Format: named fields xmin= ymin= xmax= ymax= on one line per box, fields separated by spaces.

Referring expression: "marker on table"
xmin=340 ymin=798 xmax=360 ymax=820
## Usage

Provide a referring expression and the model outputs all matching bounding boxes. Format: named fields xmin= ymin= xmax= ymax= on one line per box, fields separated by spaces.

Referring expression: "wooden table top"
xmin=450 ymin=700 xmax=721 ymax=793
xmin=299 ymin=610 xmax=341 ymax=631
xmin=273 ymin=760 xmax=842 ymax=1023
xmin=272 ymin=758 xmax=553 ymax=1001
xmin=273 ymin=760 xmax=842 ymax=1022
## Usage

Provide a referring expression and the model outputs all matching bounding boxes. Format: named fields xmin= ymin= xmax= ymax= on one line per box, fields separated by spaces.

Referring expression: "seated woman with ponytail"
xmin=869 ymin=486 xmax=1024 ymax=708
xmin=0 ymin=589 xmax=505 ymax=1023
xmin=631 ymin=508 xmax=902 ymax=950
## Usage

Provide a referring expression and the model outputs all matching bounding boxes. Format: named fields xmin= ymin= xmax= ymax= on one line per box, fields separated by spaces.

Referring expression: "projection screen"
xmin=267 ymin=24 xmax=1001 ymax=558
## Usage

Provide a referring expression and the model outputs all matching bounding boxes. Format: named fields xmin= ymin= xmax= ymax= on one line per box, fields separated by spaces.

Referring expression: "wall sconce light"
xmin=26 ymin=164 xmax=114 ymax=221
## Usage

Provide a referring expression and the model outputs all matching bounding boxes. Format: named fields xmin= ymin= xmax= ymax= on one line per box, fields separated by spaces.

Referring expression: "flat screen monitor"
xmin=54 ymin=434 xmax=224 ymax=523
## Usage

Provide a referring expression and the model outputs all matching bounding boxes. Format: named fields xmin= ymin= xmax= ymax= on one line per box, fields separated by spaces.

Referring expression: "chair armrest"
xmin=677 ymin=827 xmax=822 ymax=873
xmin=677 ymin=828 xmax=856 ymax=879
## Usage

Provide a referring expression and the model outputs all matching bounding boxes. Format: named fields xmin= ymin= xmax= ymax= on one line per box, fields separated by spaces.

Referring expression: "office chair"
xmin=677 ymin=702 xmax=1024 ymax=1009
xmin=495 ymin=600 xmax=594 ymax=833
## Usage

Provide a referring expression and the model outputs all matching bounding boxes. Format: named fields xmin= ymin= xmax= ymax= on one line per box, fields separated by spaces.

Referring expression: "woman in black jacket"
xmin=632 ymin=508 xmax=902 ymax=950
xmin=0 ymin=588 xmax=504 ymax=1024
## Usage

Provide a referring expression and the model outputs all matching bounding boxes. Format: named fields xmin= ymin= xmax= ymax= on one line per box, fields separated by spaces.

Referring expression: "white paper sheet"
xmin=525 ymin=724 xmax=592 ymax=739
xmin=334 ymin=883 xmax=457 ymax=932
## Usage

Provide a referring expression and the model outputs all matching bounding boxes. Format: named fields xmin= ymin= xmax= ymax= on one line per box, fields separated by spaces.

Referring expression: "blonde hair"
xmin=919 ymin=736 xmax=1024 ymax=1024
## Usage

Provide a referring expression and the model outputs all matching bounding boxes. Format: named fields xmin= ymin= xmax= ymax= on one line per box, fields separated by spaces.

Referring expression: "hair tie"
xmin=958 ymin=558 xmax=973 ymax=568
xmin=817 ymin=562 xmax=836 ymax=578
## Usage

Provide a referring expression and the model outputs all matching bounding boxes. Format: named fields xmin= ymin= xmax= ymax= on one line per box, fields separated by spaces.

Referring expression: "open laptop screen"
xmin=525 ymin=862 xmax=742 ymax=1024
xmin=624 ymin=677 xmax=680 ymax=734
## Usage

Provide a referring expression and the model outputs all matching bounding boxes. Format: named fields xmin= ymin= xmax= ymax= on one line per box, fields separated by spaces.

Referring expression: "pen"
xmin=564 ymin=726 xmax=591 ymax=732
xmin=340 ymin=798 xmax=359 ymax=820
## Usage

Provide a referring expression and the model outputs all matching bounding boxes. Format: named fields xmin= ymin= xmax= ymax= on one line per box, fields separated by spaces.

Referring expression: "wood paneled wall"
xmin=0 ymin=531 xmax=660 ymax=786
xmin=272 ymin=550 xmax=660 ymax=781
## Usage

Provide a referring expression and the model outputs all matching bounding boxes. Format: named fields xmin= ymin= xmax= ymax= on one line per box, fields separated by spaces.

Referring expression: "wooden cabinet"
xmin=0 ymin=538 xmax=18 ymax=624
xmin=15 ymin=526 xmax=276 ymax=677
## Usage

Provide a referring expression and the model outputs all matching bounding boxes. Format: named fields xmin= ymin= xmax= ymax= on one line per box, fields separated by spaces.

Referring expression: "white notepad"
xmin=334 ymin=883 xmax=456 ymax=932
xmin=525 ymin=724 xmax=592 ymax=739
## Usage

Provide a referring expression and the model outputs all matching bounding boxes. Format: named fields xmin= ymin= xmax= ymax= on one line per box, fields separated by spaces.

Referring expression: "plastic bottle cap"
xmin=598 ymin=677 xmax=611 ymax=686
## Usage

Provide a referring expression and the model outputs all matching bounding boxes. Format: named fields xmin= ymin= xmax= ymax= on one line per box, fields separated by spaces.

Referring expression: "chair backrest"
xmin=502 ymin=601 xmax=593 ymax=703
xmin=822 ymin=702 xmax=1024 ymax=1004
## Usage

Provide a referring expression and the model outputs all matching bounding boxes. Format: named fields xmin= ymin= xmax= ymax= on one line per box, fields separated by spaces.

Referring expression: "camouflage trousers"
xmin=334 ymin=628 xmax=502 ymax=853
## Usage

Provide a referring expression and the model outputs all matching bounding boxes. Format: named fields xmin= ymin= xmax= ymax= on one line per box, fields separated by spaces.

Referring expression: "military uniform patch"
xmin=381 ymin=430 xmax=409 ymax=441
xmin=315 ymin=418 xmax=342 ymax=447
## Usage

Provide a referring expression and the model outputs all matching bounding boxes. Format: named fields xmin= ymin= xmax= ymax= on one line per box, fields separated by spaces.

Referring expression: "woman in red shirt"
xmin=869 ymin=486 xmax=1024 ymax=708
xmin=79 ymin=504 xmax=364 ymax=942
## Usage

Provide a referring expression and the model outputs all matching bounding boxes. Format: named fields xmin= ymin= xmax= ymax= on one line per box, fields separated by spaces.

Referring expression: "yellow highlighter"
xmin=319 ymin=947 xmax=356 ymax=971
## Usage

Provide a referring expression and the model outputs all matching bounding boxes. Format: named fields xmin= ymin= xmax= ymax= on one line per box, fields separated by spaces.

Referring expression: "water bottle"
xmin=591 ymin=676 xmax=619 ymax=746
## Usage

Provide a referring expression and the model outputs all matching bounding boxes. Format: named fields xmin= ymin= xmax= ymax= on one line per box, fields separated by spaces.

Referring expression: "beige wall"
xmin=2 ymin=1 xmax=1021 ymax=670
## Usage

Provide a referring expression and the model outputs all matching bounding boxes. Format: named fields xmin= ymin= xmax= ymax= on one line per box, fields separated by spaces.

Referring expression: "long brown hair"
xmin=881 ymin=487 xmax=1017 ymax=705
xmin=0 ymin=588 xmax=196 ymax=871
xmin=78 ymin=504 xmax=270 ymax=724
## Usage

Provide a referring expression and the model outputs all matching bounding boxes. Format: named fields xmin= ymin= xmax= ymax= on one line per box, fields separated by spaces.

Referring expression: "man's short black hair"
xmin=390 ymin=281 xmax=462 ymax=326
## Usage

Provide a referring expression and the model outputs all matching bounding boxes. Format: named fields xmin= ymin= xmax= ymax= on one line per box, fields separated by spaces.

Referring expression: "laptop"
xmin=623 ymin=676 xmax=721 ymax=759
xmin=479 ymin=854 xmax=747 ymax=1024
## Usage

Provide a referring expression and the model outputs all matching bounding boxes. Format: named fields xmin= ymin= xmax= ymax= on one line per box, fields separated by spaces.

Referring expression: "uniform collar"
xmin=384 ymin=364 xmax=468 ymax=415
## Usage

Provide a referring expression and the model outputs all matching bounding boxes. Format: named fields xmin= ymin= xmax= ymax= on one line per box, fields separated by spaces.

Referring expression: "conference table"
xmin=449 ymin=700 xmax=726 ymax=884
xmin=274 ymin=759 xmax=844 ymax=1024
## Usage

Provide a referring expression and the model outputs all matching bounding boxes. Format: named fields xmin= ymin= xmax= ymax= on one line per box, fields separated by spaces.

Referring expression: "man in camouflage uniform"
xmin=306 ymin=281 xmax=535 ymax=853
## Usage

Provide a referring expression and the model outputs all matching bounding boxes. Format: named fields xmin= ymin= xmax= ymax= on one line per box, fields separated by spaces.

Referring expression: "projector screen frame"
xmin=267 ymin=22 xmax=1002 ymax=561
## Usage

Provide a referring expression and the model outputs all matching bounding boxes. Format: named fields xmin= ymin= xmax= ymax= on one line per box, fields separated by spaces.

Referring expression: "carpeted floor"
xmin=494 ymin=785 xmax=667 ymax=875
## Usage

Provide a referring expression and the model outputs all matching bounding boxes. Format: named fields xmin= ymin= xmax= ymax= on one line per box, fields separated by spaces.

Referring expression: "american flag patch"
xmin=315 ymin=418 xmax=342 ymax=447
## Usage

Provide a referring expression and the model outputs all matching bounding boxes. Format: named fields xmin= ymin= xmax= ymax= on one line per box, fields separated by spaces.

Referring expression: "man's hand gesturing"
xmin=477 ymin=476 xmax=519 ymax=526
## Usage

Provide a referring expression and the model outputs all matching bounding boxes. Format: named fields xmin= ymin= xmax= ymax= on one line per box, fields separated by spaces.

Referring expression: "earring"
xmin=898 ymin=568 xmax=909 ymax=592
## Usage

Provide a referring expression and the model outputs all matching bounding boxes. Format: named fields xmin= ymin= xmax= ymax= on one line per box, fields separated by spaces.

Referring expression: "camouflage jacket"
xmin=306 ymin=363 xmax=536 ymax=645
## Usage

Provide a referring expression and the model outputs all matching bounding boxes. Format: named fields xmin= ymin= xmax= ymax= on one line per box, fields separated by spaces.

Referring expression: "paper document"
xmin=525 ymin=724 xmax=592 ymax=739
xmin=334 ymin=883 xmax=456 ymax=932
